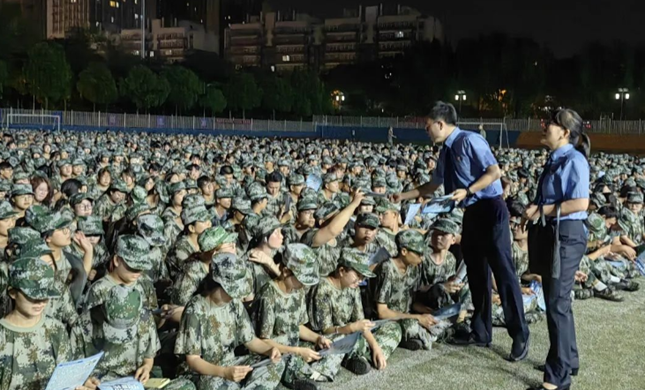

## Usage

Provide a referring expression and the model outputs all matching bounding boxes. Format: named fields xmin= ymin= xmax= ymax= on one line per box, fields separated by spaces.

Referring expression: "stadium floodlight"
xmin=616 ymin=88 xmax=630 ymax=119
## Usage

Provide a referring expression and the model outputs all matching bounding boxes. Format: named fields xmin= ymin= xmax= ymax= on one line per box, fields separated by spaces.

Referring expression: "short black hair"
xmin=220 ymin=165 xmax=233 ymax=175
xmin=266 ymin=171 xmax=283 ymax=184
xmin=187 ymin=164 xmax=200 ymax=172
xmin=197 ymin=175 xmax=213 ymax=189
xmin=148 ymin=162 xmax=161 ymax=172
xmin=428 ymin=101 xmax=458 ymax=125
xmin=0 ymin=162 xmax=12 ymax=170
xmin=598 ymin=206 xmax=618 ymax=220
xmin=506 ymin=198 xmax=526 ymax=218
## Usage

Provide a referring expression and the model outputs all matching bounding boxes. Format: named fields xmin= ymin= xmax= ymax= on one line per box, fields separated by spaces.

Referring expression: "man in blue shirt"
xmin=394 ymin=102 xmax=529 ymax=362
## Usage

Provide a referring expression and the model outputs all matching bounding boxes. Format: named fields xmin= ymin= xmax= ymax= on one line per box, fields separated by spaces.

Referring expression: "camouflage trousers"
xmin=347 ymin=322 xmax=402 ymax=364
xmin=592 ymin=258 xmax=636 ymax=281
xmin=197 ymin=355 xmax=285 ymax=390
xmin=282 ymin=338 xmax=345 ymax=384
xmin=491 ymin=294 xmax=539 ymax=327
xmin=162 ymin=378 xmax=197 ymax=390
xmin=399 ymin=319 xmax=436 ymax=350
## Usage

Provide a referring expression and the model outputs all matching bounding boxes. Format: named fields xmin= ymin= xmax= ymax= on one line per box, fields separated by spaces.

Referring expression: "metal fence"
xmin=3 ymin=108 xmax=645 ymax=134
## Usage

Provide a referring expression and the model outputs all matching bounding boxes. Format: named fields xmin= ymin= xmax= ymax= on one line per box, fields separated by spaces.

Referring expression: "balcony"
xmin=325 ymin=43 xmax=356 ymax=53
xmin=324 ymin=31 xmax=357 ymax=43
xmin=158 ymin=40 xmax=186 ymax=49
xmin=276 ymin=44 xmax=306 ymax=54
xmin=278 ymin=54 xmax=306 ymax=63
xmin=379 ymin=41 xmax=412 ymax=51
xmin=274 ymin=35 xmax=308 ymax=45
xmin=228 ymin=46 xmax=260 ymax=55
xmin=229 ymin=54 xmax=261 ymax=65
xmin=324 ymin=22 xmax=362 ymax=33
xmin=377 ymin=21 xmax=415 ymax=32
xmin=324 ymin=52 xmax=356 ymax=62
xmin=230 ymin=36 xmax=263 ymax=46
xmin=379 ymin=31 xmax=413 ymax=41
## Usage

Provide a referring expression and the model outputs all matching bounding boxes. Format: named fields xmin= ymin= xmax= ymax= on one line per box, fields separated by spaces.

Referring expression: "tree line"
xmin=2 ymin=4 xmax=645 ymax=120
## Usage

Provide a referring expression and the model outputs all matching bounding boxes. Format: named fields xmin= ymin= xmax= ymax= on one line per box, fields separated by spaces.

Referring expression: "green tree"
xmin=223 ymin=72 xmax=262 ymax=118
xmin=120 ymin=65 xmax=170 ymax=113
xmin=23 ymin=42 xmax=72 ymax=109
xmin=199 ymin=85 xmax=227 ymax=116
xmin=77 ymin=63 xmax=118 ymax=111
xmin=0 ymin=60 xmax=7 ymax=98
xmin=290 ymin=70 xmax=330 ymax=117
xmin=162 ymin=66 xmax=203 ymax=114
xmin=259 ymin=74 xmax=293 ymax=118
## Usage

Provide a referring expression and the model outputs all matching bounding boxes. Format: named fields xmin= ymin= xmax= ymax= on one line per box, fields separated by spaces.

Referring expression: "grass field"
xmin=324 ymin=282 xmax=645 ymax=390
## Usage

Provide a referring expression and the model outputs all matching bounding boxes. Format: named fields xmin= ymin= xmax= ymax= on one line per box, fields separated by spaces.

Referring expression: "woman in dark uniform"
xmin=524 ymin=109 xmax=590 ymax=390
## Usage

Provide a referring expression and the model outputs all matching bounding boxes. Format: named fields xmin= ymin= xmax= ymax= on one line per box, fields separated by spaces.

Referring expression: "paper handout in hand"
xmin=421 ymin=195 xmax=455 ymax=215
xmin=306 ymin=175 xmax=322 ymax=192
xmin=433 ymin=303 xmax=462 ymax=321
xmin=98 ymin=377 xmax=144 ymax=390
xmin=45 ymin=351 xmax=104 ymax=390
xmin=404 ymin=203 xmax=422 ymax=226
xmin=453 ymin=261 xmax=468 ymax=284
xmin=368 ymin=247 xmax=391 ymax=266
xmin=318 ymin=332 xmax=362 ymax=356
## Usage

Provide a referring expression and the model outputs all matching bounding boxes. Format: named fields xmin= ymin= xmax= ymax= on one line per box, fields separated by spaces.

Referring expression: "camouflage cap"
xmin=24 ymin=205 xmax=49 ymax=227
xmin=297 ymin=198 xmax=318 ymax=212
xmin=110 ymin=179 xmax=129 ymax=193
xmin=116 ymin=235 xmax=152 ymax=271
xmin=430 ymin=218 xmax=460 ymax=236
xmin=185 ymin=179 xmax=198 ymax=190
xmin=587 ymin=212 xmax=605 ymax=234
xmin=248 ymin=185 xmax=269 ymax=202
xmin=103 ymin=285 xmax=142 ymax=344
xmin=8 ymin=227 xmax=41 ymax=247
xmin=181 ymin=206 xmax=211 ymax=226
xmin=19 ymin=239 xmax=53 ymax=258
xmin=360 ymin=197 xmax=376 ymax=206
xmin=11 ymin=183 xmax=34 ymax=197
xmin=130 ymin=186 xmax=148 ymax=204
xmin=198 ymin=226 xmax=238 ymax=252
xmin=282 ymin=243 xmax=319 ymax=286
xmin=13 ymin=172 xmax=29 ymax=181
xmin=69 ymin=192 xmax=93 ymax=207
xmin=395 ymin=230 xmax=426 ymax=255
xmin=216 ymin=187 xmax=234 ymax=199
xmin=9 ymin=257 xmax=59 ymax=300
xmin=182 ymin=194 xmax=206 ymax=209
xmin=126 ymin=202 xmax=151 ymax=222
xmin=322 ymin=173 xmax=339 ymax=184
xmin=77 ymin=215 xmax=105 ymax=236
xmin=314 ymin=202 xmax=339 ymax=221
xmin=0 ymin=201 xmax=18 ymax=219
xmin=232 ymin=198 xmax=253 ymax=215
xmin=72 ymin=158 xmax=86 ymax=167
xmin=251 ymin=216 xmax=281 ymax=239
xmin=288 ymin=174 xmax=305 ymax=186
xmin=590 ymin=193 xmax=606 ymax=209
xmin=338 ymin=248 xmax=375 ymax=278
xmin=56 ymin=159 xmax=72 ymax=168
xmin=0 ymin=180 xmax=11 ymax=193
xmin=635 ymin=178 xmax=645 ymax=190
xmin=355 ymin=213 xmax=380 ymax=229
xmin=210 ymin=253 xmax=251 ymax=299
xmin=168 ymin=181 xmax=186 ymax=195
xmin=29 ymin=211 xmax=72 ymax=234
xmin=136 ymin=214 xmax=166 ymax=247
xmin=375 ymin=200 xmax=400 ymax=214
xmin=626 ymin=191 xmax=644 ymax=204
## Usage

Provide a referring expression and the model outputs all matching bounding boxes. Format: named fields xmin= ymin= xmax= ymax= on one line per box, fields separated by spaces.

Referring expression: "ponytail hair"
xmin=552 ymin=108 xmax=591 ymax=159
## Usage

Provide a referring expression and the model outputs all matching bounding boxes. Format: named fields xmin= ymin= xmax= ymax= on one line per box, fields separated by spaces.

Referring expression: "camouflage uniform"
xmin=301 ymin=227 xmax=342 ymax=277
xmin=370 ymin=231 xmax=435 ymax=349
xmin=375 ymin=228 xmax=398 ymax=257
xmin=307 ymin=252 xmax=402 ymax=366
xmin=93 ymin=181 xmax=128 ymax=222
xmin=0 ymin=258 xmax=69 ymax=390
xmin=136 ymin=214 xmax=170 ymax=283
xmin=162 ymin=207 xmax=183 ymax=256
xmin=255 ymin=244 xmax=344 ymax=384
xmin=175 ymin=253 xmax=285 ymax=390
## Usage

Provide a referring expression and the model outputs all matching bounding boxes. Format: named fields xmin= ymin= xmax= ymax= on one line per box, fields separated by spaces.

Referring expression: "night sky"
xmin=270 ymin=0 xmax=645 ymax=58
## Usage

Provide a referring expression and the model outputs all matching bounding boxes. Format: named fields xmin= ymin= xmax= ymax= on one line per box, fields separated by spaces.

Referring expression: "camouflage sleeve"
xmin=140 ymin=278 xmax=159 ymax=310
xmin=254 ymin=291 xmax=276 ymax=339
xmin=308 ymin=284 xmax=335 ymax=332
xmin=374 ymin=264 xmax=393 ymax=305
xmin=174 ymin=300 xmax=203 ymax=356
xmin=142 ymin=314 xmax=161 ymax=359
xmin=350 ymin=289 xmax=365 ymax=322
xmin=49 ymin=319 xmax=74 ymax=364
xmin=171 ymin=263 xmax=203 ymax=306
xmin=297 ymin=290 xmax=309 ymax=326
xmin=234 ymin=301 xmax=255 ymax=346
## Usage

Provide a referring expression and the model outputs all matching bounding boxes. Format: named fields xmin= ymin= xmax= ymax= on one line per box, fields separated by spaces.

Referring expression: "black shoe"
xmin=399 ymin=339 xmax=424 ymax=351
xmin=594 ymin=287 xmax=624 ymax=302
xmin=342 ymin=357 xmax=371 ymax=375
xmin=535 ymin=364 xmax=578 ymax=376
xmin=527 ymin=386 xmax=570 ymax=390
xmin=615 ymin=280 xmax=640 ymax=292
xmin=293 ymin=379 xmax=320 ymax=390
xmin=574 ymin=289 xmax=593 ymax=300
xmin=508 ymin=333 xmax=530 ymax=362
xmin=448 ymin=334 xmax=491 ymax=348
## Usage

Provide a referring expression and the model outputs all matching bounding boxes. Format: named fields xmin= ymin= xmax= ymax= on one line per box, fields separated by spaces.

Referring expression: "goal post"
xmin=2 ymin=113 xmax=62 ymax=132
xmin=456 ymin=121 xmax=509 ymax=148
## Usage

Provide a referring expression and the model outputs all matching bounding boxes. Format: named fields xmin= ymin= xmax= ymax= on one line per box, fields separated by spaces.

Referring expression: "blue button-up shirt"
xmin=537 ymin=144 xmax=589 ymax=221
xmin=430 ymin=127 xmax=503 ymax=207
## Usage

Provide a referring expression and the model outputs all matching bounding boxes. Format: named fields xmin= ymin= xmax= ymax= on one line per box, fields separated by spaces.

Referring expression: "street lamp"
xmin=455 ymin=90 xmax=466 ymax=111
xmin=615 ymin=88 xmax=630 ymax=120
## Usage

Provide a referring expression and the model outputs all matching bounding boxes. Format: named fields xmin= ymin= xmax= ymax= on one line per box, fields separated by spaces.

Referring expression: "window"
xmin=395 ymin=31 xmax=404 ymax=39
xmin=282 ymin=55 xmax=290 ymax=62
xmin=134 ymin=13 xmax=139 ymax=19
xmin=166 ymin=50 xmax=173 ymax=55
xmin=109 ymin=1 xmax=116 ymax=7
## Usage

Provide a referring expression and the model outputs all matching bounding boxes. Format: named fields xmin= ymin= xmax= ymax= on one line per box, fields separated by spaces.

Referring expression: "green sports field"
xmin=323 ymin=282 xmax=645 ymax=390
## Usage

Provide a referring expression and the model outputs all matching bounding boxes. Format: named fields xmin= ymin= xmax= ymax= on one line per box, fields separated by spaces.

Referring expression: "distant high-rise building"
xmin=46 ymin=0 xmax=91 ymax=39
xmin=91 ymin=0 xmax=145 ymax=33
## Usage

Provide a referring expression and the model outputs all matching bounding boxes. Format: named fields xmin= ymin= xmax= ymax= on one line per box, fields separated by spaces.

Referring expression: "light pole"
xmin=615 ymin=88 xmax=629 ymax=120
xmin=141 ymin=0 xmax=146 ymax=59
xmin=455 ymin=90 xmax=466 ymax=112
